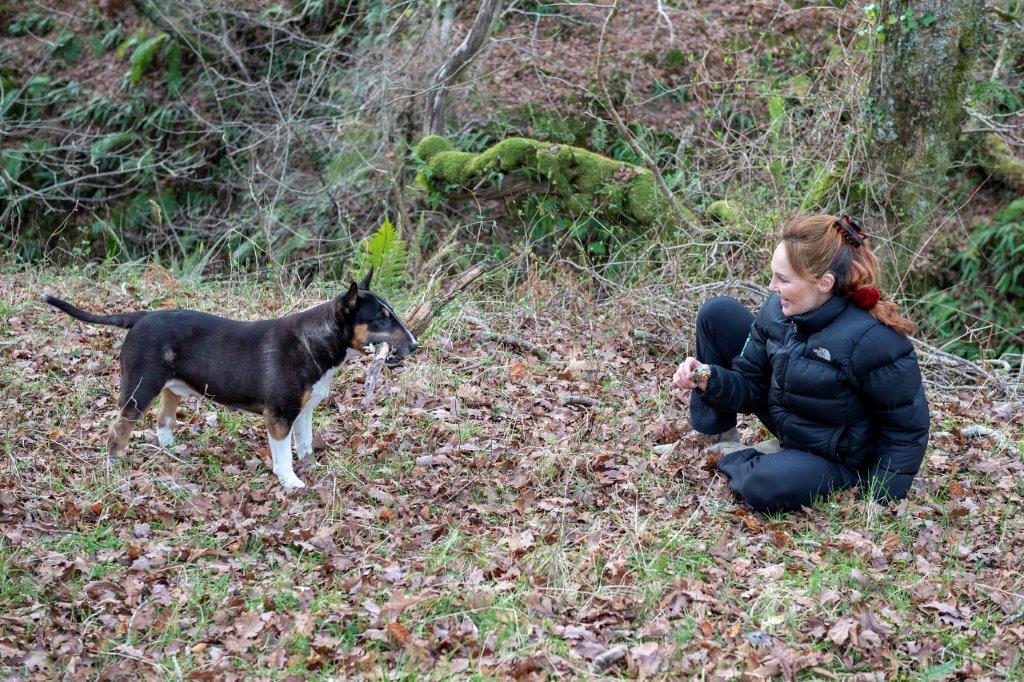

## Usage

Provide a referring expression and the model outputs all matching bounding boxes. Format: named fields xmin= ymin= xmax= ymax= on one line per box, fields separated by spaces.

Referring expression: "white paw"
xmin=156 ymin=428 xmax=174 ymax=447
xmin=276 ymin=471 xmax=306 ymax=489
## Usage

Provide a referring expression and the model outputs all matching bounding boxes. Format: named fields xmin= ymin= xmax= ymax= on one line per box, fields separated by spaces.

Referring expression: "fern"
xmin=165 ymin=42 xmax=182 ymax=95
xmin=129 ymin=34 xmax=168 ymax=83
xmin=349 ymin=217 xmax=408 ymax=294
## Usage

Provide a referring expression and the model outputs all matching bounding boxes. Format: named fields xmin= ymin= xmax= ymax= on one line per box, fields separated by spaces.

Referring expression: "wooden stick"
xmin=485 ymin=331 xmax=550 ymax=361
xmin=561 ymin=395 xmax=601 ymax=408
xmin=362 ymin=342 xmax=391 ymax=408
xmin=363 ymin=264 xmax=489 ymax=407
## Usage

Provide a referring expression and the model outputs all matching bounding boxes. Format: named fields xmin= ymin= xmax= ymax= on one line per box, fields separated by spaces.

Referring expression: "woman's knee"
xmin=738 ymin=468 xmax=806 ymax=514
xmin=696 ymin=296 xmax=745 ymax=330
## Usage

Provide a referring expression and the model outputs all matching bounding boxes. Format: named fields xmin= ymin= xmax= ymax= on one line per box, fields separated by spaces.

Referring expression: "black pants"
xmin=691 ymin=296 xmax=860 ymax=513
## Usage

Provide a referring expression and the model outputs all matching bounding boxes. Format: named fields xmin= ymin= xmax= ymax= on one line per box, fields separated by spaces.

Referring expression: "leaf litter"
xmin=0 ymin=267 xmax=1022 ymax=678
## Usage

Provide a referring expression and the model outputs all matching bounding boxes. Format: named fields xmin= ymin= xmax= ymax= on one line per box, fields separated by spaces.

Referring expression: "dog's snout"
xmin=408 ymin=339 xmax=419 ymax=353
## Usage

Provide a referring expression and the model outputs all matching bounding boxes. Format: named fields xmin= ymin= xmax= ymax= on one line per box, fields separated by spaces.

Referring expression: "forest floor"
xmin=1 ymin=263 xmax=1022 ymax=679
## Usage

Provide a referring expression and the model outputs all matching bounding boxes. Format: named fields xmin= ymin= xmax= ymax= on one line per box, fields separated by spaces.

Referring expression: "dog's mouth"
xmin=364 ymin=343 xmax=409 ymax=368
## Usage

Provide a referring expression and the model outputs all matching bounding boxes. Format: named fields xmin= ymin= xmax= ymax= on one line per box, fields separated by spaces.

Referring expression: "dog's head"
xmin=336 ymin=269 xmax=418 ymax=366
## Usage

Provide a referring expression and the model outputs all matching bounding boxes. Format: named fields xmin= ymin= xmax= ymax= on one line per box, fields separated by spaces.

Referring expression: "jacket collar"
xmin=789 ymin=295 xmax=849 ymax=336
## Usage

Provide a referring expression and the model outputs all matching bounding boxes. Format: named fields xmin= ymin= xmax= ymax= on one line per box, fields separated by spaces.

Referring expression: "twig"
xmin=483 ymin=331 xmax=550 ymax=361
xmin=362 ymin=342 xmax=391 ymax=408
xmin=595 ymin=0 xmax=696 ymax=235
xmin=910 ymin=336 xmax=1009 ymax=394
xmin=560 ymin=395 xmax=601 ymax=408
xmin=591 ymin=645 xmax=627 ymax=672
xmin=961 ymin=424 xmax=1008 ymax=445
xmin=463 ymin=314 xmax=490 ymax=331
xmin=655 ymin=0 xmax=675 ymax=44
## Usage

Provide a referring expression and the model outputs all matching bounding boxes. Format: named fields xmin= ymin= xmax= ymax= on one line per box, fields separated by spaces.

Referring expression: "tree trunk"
xmin=868 ymin=0 xmax=985 ymax=238
xmin=423 ymin=0 xmax=503 ymax=137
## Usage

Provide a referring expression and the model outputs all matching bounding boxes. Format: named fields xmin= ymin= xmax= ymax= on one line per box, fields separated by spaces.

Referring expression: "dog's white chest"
xmin=307 ymin=349 xmax=360 ymax=406
xmin=309 ymin=368 xmax=336 ymax=404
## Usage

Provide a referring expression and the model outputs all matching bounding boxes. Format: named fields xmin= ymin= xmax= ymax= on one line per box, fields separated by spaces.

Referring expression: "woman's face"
xmin=769 ymin=243 xmax=834 ymax=316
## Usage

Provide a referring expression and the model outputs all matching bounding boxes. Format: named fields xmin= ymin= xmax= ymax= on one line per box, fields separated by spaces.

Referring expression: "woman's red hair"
xmin=780 ymin=215 xmax=916 ymax=336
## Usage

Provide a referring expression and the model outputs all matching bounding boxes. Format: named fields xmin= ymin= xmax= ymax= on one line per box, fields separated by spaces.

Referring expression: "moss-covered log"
xmin=980 ymin=133 xmax=1024 ymax=192
xmin=868 ymin=0 xmax=985 ymax=236
xmin=413 ymin=135 xmax=675 ymax=226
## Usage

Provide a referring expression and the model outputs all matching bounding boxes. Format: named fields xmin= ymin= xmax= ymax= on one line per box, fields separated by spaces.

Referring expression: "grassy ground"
xmin=0 ymin=262 xmax=1022 ymax=680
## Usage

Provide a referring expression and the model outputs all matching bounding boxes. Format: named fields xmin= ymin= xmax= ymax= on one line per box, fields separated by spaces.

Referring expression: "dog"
xmin=43 ymin=270 xmax=417 ymax=489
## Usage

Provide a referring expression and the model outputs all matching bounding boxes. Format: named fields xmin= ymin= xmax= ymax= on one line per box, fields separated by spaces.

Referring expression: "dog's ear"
xmin=335 ymin=281 xmax=359 ymax=317
xmin=358 ymin=268 xmax=373 ymax=290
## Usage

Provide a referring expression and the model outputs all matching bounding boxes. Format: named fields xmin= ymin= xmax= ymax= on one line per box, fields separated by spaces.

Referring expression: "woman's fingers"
xmin=673 ymin=359 xmax=697 ymax=389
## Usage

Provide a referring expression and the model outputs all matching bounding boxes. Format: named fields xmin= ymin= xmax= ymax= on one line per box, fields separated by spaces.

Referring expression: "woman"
xmin=673 ymin=214 xmax=929 ymax=513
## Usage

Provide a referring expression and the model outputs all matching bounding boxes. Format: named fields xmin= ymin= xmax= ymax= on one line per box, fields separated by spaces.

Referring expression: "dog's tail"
xmin=41 ymin=289 xmax=148 ymax=329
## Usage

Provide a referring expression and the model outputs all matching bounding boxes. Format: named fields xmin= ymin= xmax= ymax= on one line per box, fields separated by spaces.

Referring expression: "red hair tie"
xmin=851 ymin=287 xmax=880 ymax=310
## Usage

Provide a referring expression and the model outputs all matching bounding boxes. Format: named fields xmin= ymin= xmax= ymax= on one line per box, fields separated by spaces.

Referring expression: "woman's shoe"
xmin=750 ymin=438 xmax=781 ymax=454
xmin=706 ymin=427 xmax=743 ymax=455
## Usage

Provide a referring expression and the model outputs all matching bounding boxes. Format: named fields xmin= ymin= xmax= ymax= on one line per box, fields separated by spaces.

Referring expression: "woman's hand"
xmin=673 ymin=357 xmax=709 ymax=390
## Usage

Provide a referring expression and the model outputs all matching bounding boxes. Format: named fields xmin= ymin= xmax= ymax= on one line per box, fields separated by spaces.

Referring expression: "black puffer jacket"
xmin=701 ymin=293 xmax=929 ymax=501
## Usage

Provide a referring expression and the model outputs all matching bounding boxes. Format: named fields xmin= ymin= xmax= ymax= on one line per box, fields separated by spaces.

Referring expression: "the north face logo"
xmin=813 ymin=347 xmax=831 ymax=362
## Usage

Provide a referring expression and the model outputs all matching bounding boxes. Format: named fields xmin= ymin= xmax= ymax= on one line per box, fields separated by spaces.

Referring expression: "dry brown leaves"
xmin=0 ymin=268 xmax=1022 ymax=678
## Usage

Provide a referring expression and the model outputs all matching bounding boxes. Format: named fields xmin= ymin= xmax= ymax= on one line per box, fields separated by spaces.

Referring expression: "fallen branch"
xmin=911 ymin=336 xmax=1009 ymax=395
xmin=362 ymin=342 xmax=391 ymax=408
xmin=485 ymin=331 xmax=550 ymax=361
xmin=405 ymin=263 xmax=489 ymax=337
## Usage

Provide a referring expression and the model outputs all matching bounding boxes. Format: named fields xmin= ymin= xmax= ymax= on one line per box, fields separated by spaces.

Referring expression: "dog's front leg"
xmin=292 ymin=406 xmax=314 ymax=461
xmin=265 ymin=414 xmax=305 ymax=489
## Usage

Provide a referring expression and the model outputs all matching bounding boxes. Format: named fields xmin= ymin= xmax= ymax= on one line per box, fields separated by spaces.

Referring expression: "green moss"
xmin=563 ymin=194 xmax=592 ymax=214
xmin=570 ymin=148 xmax=621 ymax=193
xmin=414 ymin=135 xmax=454 ymax=164
xmin=996 ymin=197 xmax=1024 ymax=224
xmin=429 ymin=151 xmax=475 ymax=184
xmin=414 ymin=134 xmax=680 ymax=226
xmin=467 ymin=137 xmax=542 ymax=174
xmin=981 ymin=133 xmax=1024 ymax=192
xmin=705 ymin=199 xmax=743 ymax=223
xmin=626 ymin=174 xmax=666 ymax=224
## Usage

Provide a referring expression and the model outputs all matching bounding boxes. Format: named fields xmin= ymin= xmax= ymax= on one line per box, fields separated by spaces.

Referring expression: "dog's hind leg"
xmin=155 ymin=388 xmax=181 ymax=447
xmin=265 ymin=412 xmax=305 ymax=489
xmin=109 ymin=373 xmax=164 ymax=459
xmin=292 ymin=406 xmax=314 ymax=460
xmin=108 ymin=408 xmax=141 ymax=458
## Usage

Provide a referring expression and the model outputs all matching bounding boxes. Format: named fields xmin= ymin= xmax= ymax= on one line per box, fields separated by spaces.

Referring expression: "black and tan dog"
xmin=43 ymin=271 xmax=416 ymax=489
